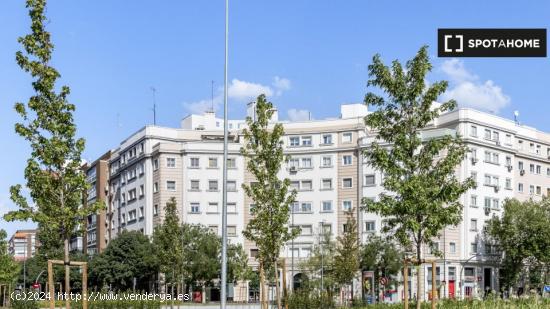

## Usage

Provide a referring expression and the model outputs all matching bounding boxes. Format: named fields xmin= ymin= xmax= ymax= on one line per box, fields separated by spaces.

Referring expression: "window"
xmin=301 ymin=180 xmax=312 ymax=191
xmin=464 ymin=267 xmax=475 ymax=277
xmin=227 ymin=180 xmax=237 ymax=192
xmin=190 ymin=157 xmax=200 ymax=168
xmin=207 ymin=203 xmax=218 ymax=213
xmin=208 ymin=157 xmax=218 ymax=168
xmin=484 ymin=129 xmax=491 ymax=140
xmin=505 ymin=156 xmax=512 ymax=167
xmin=227 ymin=226 xmax=237 ymax=237
xmin=492 ymin=131 xmax=499 ymax=142
xmin=518 ymin=183 xmax=524 ymax=192
xmin=300 ymin=225 xmax=312 ymax=236
xmin=190 ymin=203 xmax=200 ymax=214
xmin=138 ymin=163 xmax=144 ymax=175
xmin=343 ymin=155 xmax=352 ymax=166
xmin=470 ymin=219 xmax=478 ymax=231
xmin=153 ymin=182 xmax=159 ymax=193
xmin=505 ymin=134 xmax=512 ymax=145
xmin=547 ymin=168 xmax=550 ymax=176
xmin=471 ymin=148 xmax=477 ymax=160
xmin=470 ymin=172 xmax=477 ymax=185
xmin=471 ymin=242 xmax=478 ymax=254
xmin=492 ymin=153 xmax=499 ymax=164
xmin=484 ymin=151 xmax=491 ymax=162
xmin=128 ymin=189 xmax=136 ymax=201
xmin=536 ymin=165 xmax=541 ymax=174
xmin=321 ymin=201 xmax=333 ymax=212
xmin=166 ymin=157 xmax=176 ymax=168
xmin=342 ymin=178 xmax=353 ymax=188
xmin=470 ymin=195 xmax=477 ymax=207
xmin=364 ymin=174 xmax=375 ymax=186
xmin=470 ymin=125 xmax=477 ymax=137
xmin=518 ymin=161 xmax=524 ymax=170
xmin=321 ymin=224 xmax=332 ymax=235
xmin=492 ymin=199 xmax=499 ymax=209
xmin=301 ymin=247 xmax=312 ymax=258
xmin=302 ymin=136 xmax=312 ymax=146
xmin=321 ymin=179 xmax=332 ymax=190
xmin=153 ymin=204 xmax=159 ymax=216
xmin=301 ymin=158 xmax=313 ymax=168
xmin=289 ymin=137 xmax=300 ymax=147
xmin=290 ymin=181 xmax=300 ymax=190
xmin=536 ymin=186 xmax=542 ymax=195
xmin=121 ymin=213 xmax=126 ymax=225
xmin=121 ymin=193 xmax=126 ymax=203
xmin=300 ymin=202 xmax=312 ymax=212
xmin=430 ymin=243 xmax=440 ymax=254
xmin=166 ymin=181 xmax=176 ymax=191
xmin=208 ymin=180 xmax=219 ymax=191
xmin=529 ymin=185 xmax=535 ymax=195
xmin=450 ymin=242 xmax=456 ymax=254
xmin=530 ymin=164 xmax=535 ymax=173
xmin=322 ymin=134 xmax=332 ymax=144
xmin=288 ymin=158 xmax=299 ymax=168
xmin=484 ymin=197 xmax=491 ymax=210
xmin=505 ymin=178 xmax=512 ymax=190
xmin=365 ymin=221 xmax=375 ymax=232
xmin=322 ymin=156 xmax=332 ymax=167
xmin=342 ymin=132 xmax=352 ymax=143
xmin=484 ymin=174 xmax=491 ymax=186
xmin=137 ymin=185 xmax=144 ymax=197
xmin=227 ymin=158 xmax=236 ymax=169
xmin=342 ymin=200 xmax=352 ymax=211
xmin=128 ymin=210 xmax=136 ymax=221
xmin=190 ymin=180 xmax=200 ymax=191
xmin=227 ymin=202 xmax=237 ymax=213
xmin=209 ymin=225 xmax=218 ymax=234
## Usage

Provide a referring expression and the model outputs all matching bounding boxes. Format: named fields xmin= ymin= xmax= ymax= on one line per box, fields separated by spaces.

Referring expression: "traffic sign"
xmin=379 ymin=277 xmax=388 ymax=286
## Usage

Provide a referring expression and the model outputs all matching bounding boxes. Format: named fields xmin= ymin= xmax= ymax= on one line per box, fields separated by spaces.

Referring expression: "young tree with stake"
xmin=4 ymin=1 xmax=103 ymax=307
xmin=362 ymin=46 xmax=474 ymax=308
xmin=241 ymin=94 xmax=299 ymax=309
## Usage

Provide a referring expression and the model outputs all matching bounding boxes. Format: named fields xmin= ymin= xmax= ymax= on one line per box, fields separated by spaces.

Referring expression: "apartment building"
xmin=100 ymin=102 xmax=549 ymax=302
xmin=8 ymin=229 xmax=38 ymax=261
xmin=82 ymin=151 xmax=112 ymax=255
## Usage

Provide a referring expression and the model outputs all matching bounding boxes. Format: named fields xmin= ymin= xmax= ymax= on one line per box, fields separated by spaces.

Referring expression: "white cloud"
xmin=272 ymin=76 xmax=291 ymax=96
xmin=183 ymin=77 xmax=290 ymax=114
xmin=440 ymin=58 xmax=477 ymax=83
xmin=287 ymin=109 xmax=311 ymax=121
xmin=228 ymin=79 xmax=273 ymax=101
xmin=440 ymin=59 xmax=510 ymax=113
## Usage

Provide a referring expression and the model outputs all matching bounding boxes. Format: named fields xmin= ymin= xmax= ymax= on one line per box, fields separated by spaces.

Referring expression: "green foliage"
xmin=485 ymin=198 xmax=550 ymax=290
xmin=89 ymin=231 xmax=158 ymax=291
xmin=361 ymin=234 xmax=404 ymax=295
xmin=362 ymin=45 xmax=474 ymax=259
xmin=0 ymin=229 xmax=20 ymax=285
xmin=11 ymin=298 xmax=39 ymax=309
xmin=287 ymin=288 xmax=335 ymax=309
xmin=300 ymin=231 xmax=338 ymax=295
xmin=241 ymin=94 xmax=298 ymax=272
xmin=152 ymin=197 xmax=184 ymax=285
xmin=5 ymin=0 xmax=104 ymax=255
xmin=333 ymin=212 xmax=360 ymax=288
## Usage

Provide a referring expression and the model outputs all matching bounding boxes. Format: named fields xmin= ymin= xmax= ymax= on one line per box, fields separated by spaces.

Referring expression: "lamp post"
xmin=220 ymin=0 xmax=229 ymax=308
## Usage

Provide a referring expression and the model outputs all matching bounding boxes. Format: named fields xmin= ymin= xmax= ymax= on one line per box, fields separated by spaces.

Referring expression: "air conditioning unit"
xmin=547 ymin=155 xmax=550 ymax=160
xmin=495 ymin=141 xmax=501 ymax=146
xmin=289 ymin=166 xmax=297 ymax=173
xmin=494 ymin=185 xmax=500 ymax=193
xmin=520 ymin=169 xmax=525 ymax=176
xmin=484 ymin=207 xmax=491 ymax=216
xmin=471 ymin=157 xmax=478 ymax=165
xmin=507 ymin=165 xmax=513 ymax=172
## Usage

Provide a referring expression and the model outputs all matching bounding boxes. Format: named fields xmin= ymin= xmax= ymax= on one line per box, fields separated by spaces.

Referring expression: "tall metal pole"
xmin=220 ymin=0 xmax=229 ymax=307
xmin=291 ymin=211 xmax=294 ymax=291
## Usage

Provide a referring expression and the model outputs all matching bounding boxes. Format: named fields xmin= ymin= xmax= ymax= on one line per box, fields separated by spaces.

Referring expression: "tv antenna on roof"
xmin=150 ymin=86 xmax=157 ymax=125
xmin=514 ymin=110 xmax=520 ymax=125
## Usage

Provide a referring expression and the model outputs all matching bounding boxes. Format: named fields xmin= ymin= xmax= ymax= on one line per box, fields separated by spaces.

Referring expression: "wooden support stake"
xmin=431 ymin=260 xmax=436 ymax=309
xmin=82 ymin=263 xmax=88 ymax=309
xmin=48 ymin=260 xmax=54 ymax=309
xmin=403 ymin=259 xmax=408 ymax=309
xmin=281 ymin=259 xmax=288 ymax=309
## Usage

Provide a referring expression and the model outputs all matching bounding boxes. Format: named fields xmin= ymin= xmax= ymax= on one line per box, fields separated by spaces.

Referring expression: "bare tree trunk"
xmin=260 ymin=262 xmax=267 ymax=309
xmin=64 ymin=237 xmax=71 ymax=309
xmin=275 ymin=261 xmax=281 ymax=309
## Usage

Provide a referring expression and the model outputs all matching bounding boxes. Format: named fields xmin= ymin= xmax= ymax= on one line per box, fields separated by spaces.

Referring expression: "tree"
xmin=241 ymin=94 xmax=298 ymax=309
xmin=333 ymin=212 xmax=360 ymax=304
xmin=89 ymin=231 xmax=158 ymax=291
xmin=361 ymin=235 xmax=403 ymax=302
xmin=4 ymin=0 xmax=103 ymax=304
xmin=485 ymin=198 xmax=550 ymax=293
xmin=362 ymin=46 xmax=474 ymax=308
xmin=0 ymin=229 xmax=20 ymax=286
xmin=152 ymin=197 xmax=184 ymax=292
xmin=300 ymin=230 xmax=338 ymax=298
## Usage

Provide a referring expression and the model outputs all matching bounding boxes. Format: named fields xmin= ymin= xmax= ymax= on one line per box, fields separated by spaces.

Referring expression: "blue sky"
xmin=1 ymin=0 xmax=549 ymax=237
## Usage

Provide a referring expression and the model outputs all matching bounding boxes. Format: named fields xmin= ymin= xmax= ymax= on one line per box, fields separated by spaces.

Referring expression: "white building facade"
xmin=103 ymin=103 xmax=550 ymax=302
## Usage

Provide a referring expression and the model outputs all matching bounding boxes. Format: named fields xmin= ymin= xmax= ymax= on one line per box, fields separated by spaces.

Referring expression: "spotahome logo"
xmin=438 ymin=29 xmax=546 ymax=57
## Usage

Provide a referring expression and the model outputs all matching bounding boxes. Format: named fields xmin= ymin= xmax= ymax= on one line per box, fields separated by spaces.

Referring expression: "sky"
xmin=1 ymin=0 xmax=549 ymax=237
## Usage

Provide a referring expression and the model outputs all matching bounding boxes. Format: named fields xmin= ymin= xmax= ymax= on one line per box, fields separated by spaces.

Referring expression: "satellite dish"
xmin=514 ymin=110 xmax=520 ymax=117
